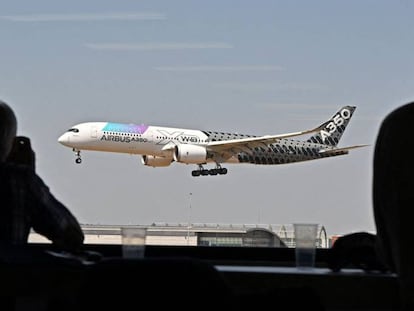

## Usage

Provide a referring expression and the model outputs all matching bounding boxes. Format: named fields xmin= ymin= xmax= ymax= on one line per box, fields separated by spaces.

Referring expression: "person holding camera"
xmin=0 ymin=100 xmax=84 ymax=252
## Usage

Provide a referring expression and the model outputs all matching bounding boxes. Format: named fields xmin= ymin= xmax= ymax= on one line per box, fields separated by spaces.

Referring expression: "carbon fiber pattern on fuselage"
xmin=203 ymin=131 xmax=347 ymax=165
xmin=236 ymin=140 xmax=347 ymax=165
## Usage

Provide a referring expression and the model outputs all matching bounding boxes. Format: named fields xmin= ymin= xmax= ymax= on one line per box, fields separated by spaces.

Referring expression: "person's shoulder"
xmin=0 ymin=162 xmax=35 ymax=177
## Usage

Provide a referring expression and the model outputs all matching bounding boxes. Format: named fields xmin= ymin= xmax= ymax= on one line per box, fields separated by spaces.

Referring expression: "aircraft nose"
xmin=58 ymin=133 xmax=70 ymax=146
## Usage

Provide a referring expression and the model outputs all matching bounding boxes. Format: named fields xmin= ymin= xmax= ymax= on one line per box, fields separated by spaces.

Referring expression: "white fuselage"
xmin=58 ymin=122 xmax=240 ymax=165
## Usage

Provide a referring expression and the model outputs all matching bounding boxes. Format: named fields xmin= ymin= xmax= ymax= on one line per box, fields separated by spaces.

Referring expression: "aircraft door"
xmin=91 ymin=126 xmax=98 ymax=138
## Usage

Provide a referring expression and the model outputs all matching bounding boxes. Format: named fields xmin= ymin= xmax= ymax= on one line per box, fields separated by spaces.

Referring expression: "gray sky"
xmin=1 ymin=0 xmax=413 ymax=236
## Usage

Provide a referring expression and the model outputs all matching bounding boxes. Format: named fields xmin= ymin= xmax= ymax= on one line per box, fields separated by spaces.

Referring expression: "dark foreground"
xmin=0 ymin=243 xmax=398 ymax=311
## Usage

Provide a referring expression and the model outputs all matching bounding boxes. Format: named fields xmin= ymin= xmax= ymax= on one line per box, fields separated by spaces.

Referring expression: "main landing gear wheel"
xmin=191 ymin=165 xmax=228 ymax=177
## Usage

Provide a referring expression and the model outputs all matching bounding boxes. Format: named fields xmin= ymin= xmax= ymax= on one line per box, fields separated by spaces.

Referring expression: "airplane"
xmin=57 ymin=106 xmax=367 ymax=177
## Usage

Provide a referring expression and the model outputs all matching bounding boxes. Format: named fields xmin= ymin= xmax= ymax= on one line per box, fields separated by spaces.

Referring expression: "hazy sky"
xmin=1 ymin=0 xmax=413 ymax=236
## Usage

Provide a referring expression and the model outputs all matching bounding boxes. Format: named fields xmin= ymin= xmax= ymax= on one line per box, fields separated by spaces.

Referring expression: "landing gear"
xmin=73 ymin=149 xmax=82 ymax=164
xmin=191 ymin=164 xmax=228 ymax=177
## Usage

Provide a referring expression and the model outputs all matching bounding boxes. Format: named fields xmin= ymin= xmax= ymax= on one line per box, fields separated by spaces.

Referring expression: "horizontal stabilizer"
xmin=319 ymin=144 xmax=370 ymax=155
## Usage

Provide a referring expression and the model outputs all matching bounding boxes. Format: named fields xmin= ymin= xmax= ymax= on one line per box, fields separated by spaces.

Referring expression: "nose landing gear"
xmin=73 ymin=149 xmax=82 ymax=164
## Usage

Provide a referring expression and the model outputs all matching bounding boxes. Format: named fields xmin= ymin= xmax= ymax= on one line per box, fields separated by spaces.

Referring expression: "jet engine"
xmin=141 ymin=155 xmax=172 ymax=167
xmin=174 ymin=144 xmax=207 ymax=164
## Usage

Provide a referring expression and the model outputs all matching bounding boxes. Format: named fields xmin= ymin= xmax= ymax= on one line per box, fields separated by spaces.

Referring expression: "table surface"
xmin=215 ymin=265 xmax=397 ymax=277
xmin=215 ymin=264 xmax=399 ymax=310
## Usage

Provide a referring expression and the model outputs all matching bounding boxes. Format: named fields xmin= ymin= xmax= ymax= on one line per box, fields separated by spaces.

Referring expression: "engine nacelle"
xmin=174 ymin=144 xmax=207 ymax=164
xmin=141 ymin=155 xmax=172 ymax=167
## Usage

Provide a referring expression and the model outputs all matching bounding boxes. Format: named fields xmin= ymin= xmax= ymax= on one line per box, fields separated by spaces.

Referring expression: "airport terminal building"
xmin=30 ymin=223 xmax=330 ymax=248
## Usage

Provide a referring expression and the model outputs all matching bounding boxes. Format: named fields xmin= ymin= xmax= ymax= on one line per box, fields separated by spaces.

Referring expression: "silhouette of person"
xmin=0 ymin=100 xmax=84 ymax=252
xmin=373 ymin=102 xmax=414 ymax=310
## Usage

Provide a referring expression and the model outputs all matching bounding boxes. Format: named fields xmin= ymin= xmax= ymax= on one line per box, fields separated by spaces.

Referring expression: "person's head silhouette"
xmin=0 ymin=100 xmax=17 ymax=162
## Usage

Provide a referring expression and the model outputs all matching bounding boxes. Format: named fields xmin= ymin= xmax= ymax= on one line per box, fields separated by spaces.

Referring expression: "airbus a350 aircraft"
xmin=58 ymin=106 xmax=367 ymax=177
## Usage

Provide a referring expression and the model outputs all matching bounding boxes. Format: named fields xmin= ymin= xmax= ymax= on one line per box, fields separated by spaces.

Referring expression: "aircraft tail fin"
xmin=307 ymin=106 xmax=356 ymax=146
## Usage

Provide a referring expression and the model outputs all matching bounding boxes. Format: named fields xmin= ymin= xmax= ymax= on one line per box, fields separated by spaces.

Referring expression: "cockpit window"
xmin=68 ymin=128 xmax=79 ymax=133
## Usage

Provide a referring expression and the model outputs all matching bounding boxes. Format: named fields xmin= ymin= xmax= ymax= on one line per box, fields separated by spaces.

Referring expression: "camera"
xmin=6 ymin=136 xmax=36 ymax=170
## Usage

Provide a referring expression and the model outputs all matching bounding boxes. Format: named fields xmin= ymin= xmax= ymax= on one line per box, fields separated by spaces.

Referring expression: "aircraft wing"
xmin=206 ymin=122 xmax=329 ymax=156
